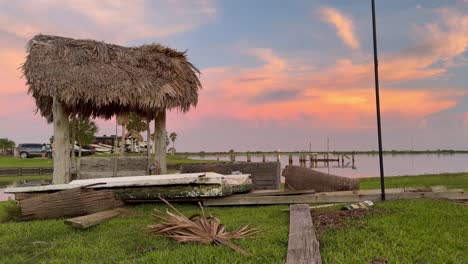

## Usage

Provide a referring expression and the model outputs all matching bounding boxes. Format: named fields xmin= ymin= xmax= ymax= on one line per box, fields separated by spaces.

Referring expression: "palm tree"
xmin=70 ymin=118 xmax=98 ymax=157
xmin=126 ymin=112 xmax=147 ymax=152
xmin=169 ymin=132 xmax=177 ymax=153
xmin=0 ymin=138 xmax=15 ymax=155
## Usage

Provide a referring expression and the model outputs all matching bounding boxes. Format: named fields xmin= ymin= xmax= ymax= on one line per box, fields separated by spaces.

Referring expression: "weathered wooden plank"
xmin=78 ymin=171 xmax=115 ymax=179
xmin=78 ymin=157 xmax=115 ymax=171
xmin=65 ymin=209 xmax=123 ymax=229
xmin=116 ymin=157 xmax=149 ymax=170
xmin=203 ymin=189 xmax=467 ymax=206
xmin=283 ymin=165 xmax=358 ymax=192
xmin=115 ymin=170 xmax=148 ymax=177
xmin=181 ymin=162 xmax=281 ymax=190
xmin=231 ymin=189 xmax=316 ymax=197
xmin=286 ymin=204 xmax=322 ymax=264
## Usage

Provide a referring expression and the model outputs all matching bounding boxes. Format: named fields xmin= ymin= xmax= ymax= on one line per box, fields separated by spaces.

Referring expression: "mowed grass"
xmin=0 ymin=154 xmax=215 ymax=168
xmin=1 ymin=200 xmax=467 ymax=263
xmin=0 ymin=203 xmax=289 ymax=264
xmin=320 ymin=199 xmax=468 ymax=263
xmin=360 ymin=172 xmax=468 ymax=190
xmin=0 ymin=174 xmax=467 ymax=263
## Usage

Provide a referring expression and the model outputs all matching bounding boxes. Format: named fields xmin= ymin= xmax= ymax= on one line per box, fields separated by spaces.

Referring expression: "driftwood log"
xmin=20 ymin=187 xmax=124 ymax=221
xmin=282 ymin=166 xmax=358 ymax=192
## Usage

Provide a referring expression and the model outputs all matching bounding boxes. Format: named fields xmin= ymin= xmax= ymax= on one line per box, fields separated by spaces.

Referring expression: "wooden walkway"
xmin=286 ymin=204 xmax=322 ymax=264
xmin=203 ymin=187 xmax=467 ymax=206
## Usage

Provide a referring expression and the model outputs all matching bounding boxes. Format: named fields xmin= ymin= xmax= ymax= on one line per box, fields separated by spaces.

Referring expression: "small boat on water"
xmin=5 ymin=173 xmax=253 ymax=201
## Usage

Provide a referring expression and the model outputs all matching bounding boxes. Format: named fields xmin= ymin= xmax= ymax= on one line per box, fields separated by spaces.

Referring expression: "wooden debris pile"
xmin=282 ymin=165 xmax=359 ymax=192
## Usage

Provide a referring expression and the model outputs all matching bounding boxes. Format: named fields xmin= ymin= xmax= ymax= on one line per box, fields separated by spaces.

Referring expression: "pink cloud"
xmin=179 ymin=46 xmax=461 ymax=133
xmin=0 ymin=0 xmax=217 ymax=43
xmin=318 ymin=7 xmax=360 ymax=49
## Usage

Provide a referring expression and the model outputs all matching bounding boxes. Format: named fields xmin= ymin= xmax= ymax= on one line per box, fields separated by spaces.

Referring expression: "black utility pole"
xmin=371 ymin=0 xmax=385 ymax=200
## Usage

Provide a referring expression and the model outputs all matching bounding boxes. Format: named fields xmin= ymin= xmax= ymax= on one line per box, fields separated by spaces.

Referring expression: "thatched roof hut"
xmin=23 ymin=34 xmax=201 ymax=121
xmin=22 ymin=35 xmax=202 ymax=183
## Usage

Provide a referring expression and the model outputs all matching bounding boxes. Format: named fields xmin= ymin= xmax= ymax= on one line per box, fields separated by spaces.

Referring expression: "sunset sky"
xmin=0 ymin=0 xmax=467 ymax=151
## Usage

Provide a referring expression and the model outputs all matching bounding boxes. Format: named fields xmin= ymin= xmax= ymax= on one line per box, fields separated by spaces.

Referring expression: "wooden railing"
xmin=0 ymin=167 xmax=53 ymax=176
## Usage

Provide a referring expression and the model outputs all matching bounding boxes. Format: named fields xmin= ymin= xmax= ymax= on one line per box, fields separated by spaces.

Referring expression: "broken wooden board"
xmin=233 ymin=189 xmax=317 ymax=197
xmin=286 ymin=204 xmax=322 ymax=264
xmin=65 ymin=208 xmax=127 ymax=229
xmin=180 ymin=162 xmax=281 ymax=190
xmin=203 ymin=188 xmax=467 ymax=206
xmin=20 ymin=188 xmax=124 ymax=220
xmin=282 ymin=165 xmax=358 ymax=192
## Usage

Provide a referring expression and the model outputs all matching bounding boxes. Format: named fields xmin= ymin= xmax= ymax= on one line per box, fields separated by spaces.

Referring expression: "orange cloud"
xmin=188 ymin=46 xmax=460 ymax=132
xmin=319 ymin=7 xmax=360 ymax=49
xmin=0 ymin=48 xmax=27 ymax=94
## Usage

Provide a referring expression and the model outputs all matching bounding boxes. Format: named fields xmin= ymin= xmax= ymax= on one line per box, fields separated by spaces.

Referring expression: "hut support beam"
xmin=146 ymin=115 xmax=151 ymax=174
xmin=52 ymin=97 xmax=71 ymax=184
xmin=153 ymin=110 xmax=167 ymax=174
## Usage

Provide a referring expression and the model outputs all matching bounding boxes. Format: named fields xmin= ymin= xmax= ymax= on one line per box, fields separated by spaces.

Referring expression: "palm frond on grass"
xmin=147 ymin=198 xmax=260 ymax=256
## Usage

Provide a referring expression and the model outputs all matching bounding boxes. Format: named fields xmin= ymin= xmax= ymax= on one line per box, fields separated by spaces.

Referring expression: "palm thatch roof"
xmin=22 ymin=35 xmax=202 ymax=121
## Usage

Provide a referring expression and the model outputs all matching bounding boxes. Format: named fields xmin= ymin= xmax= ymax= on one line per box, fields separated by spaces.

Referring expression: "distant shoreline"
xmin=180 ymin=150 xmax=468 ymax=155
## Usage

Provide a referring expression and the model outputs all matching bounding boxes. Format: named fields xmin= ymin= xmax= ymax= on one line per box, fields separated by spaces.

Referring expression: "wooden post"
xmin=119 ymin=115 xmax=127 ymax=157
xmin=262 ymin=154 xmax=266 ymax=162
xmin=146 ymin=115 xmax=151 ymax=174
xmin=276 ymin=152 xmax=280 ymax=162
xmin=288 ymin=154 xmax=293 ymax=165
xmin=70 ymin=117 xmax=76 ymax=170
xmin=153 ymin=110 xmax=167 ymax=174
xmin=52 ymin=97 xmax=71 ymax=184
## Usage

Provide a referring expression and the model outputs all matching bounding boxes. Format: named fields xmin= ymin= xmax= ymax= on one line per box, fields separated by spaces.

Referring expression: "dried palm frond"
xmin=147 ymin=197 xmax=260 ymax=256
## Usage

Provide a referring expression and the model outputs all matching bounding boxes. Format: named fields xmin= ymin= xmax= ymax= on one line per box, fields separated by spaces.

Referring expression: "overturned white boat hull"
xmin=5 ymin=173 xmax=253 ymax=200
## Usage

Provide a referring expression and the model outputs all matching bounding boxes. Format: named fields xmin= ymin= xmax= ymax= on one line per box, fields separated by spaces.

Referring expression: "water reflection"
xmin=188 ymin=153 xmax=468 ymax=178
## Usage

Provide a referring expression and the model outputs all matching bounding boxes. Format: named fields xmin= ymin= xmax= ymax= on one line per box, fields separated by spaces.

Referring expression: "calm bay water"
xmin=188 ymin=153 xmax=468 ymax=178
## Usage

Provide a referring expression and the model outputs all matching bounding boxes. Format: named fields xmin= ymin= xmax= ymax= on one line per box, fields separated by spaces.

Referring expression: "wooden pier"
xmin=216 ymin=152 xmax=356 ymax=169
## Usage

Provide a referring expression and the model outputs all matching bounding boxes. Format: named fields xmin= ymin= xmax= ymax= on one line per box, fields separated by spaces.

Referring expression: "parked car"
xmin=16 ymin=143 xmax=52 ymax=158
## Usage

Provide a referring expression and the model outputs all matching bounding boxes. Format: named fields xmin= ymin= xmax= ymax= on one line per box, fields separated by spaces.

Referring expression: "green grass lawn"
xmin=0 ymin=154 xmax=215 ymax=168
xmin=360 ymin=172 xmax=468 ymax=190
xmin=0 ymin=173 xmax=467 ymax=263
xmin=0 ymin=199 xmax=466 ymax=263
xmin=0 ymin=203 xmax=289 ymax=264
xmin=320 ymin=199 xmax=468 ymax=263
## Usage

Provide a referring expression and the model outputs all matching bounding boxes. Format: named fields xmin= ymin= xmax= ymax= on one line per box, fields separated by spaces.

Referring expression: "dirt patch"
xmin=369 ymin=256 xmax=388 ymax=264
xmin=431 ymin=198 xmax=468 ymax=206
xmin=311 ymin=208 xmax=386 ymax=235
xmin=444 ymin=199 xmax=468 ymax=206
